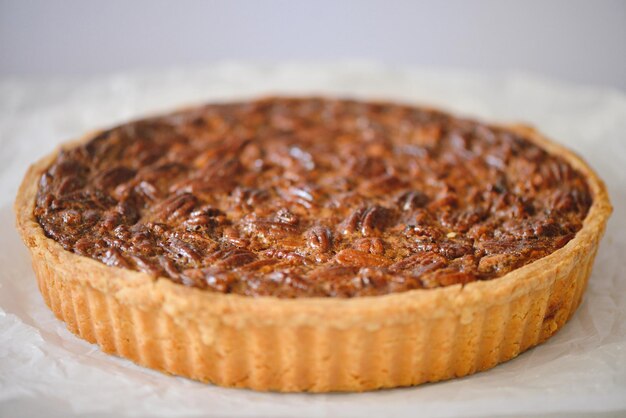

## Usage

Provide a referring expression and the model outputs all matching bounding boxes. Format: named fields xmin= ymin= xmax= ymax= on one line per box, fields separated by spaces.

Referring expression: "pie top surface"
xmin=33 ymin=97 xmax=592 ymax=298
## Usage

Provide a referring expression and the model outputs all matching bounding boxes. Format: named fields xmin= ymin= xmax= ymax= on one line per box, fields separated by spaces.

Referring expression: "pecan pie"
xmin=15 ymin=97 xmax=611 ymax=392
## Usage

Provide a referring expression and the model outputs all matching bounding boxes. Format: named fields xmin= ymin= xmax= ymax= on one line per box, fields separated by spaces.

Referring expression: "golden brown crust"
xmin=14 ymin=104 xmax=612 ymax=392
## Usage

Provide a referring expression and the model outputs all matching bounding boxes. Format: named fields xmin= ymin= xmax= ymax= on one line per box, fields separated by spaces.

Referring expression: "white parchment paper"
xmin=1 ymin=63 xmax=625 ymax=418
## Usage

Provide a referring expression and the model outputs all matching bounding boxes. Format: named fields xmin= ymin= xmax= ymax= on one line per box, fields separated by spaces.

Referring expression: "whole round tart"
xmin=15 ymin=97 xmax=611 ymax=392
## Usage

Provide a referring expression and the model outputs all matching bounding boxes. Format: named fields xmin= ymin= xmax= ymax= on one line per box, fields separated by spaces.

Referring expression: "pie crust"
xmin=15 ymin=102 xmax=612 ymax=392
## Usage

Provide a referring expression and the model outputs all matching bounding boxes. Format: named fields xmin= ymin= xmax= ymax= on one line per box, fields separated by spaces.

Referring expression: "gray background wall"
xmin=1 ymin=0 xmax=624 ymax=90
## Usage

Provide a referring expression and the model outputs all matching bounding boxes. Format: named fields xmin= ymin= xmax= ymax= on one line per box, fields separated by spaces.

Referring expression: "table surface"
xmin=1 ymin=64 xmax=625 ymax=418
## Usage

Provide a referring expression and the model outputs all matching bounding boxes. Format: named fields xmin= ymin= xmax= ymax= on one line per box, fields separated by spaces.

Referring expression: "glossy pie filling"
xmin=34 ymin=98 xmax=592 ymax=297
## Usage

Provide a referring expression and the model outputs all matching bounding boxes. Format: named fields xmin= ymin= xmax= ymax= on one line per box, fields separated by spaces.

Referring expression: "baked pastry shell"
xmin=15 ymin=117 xmax=612 ymax=392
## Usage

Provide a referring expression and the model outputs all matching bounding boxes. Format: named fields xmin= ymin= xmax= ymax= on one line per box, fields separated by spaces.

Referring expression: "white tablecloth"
xmin=1 ymin=63 xmax=625 ymax=417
